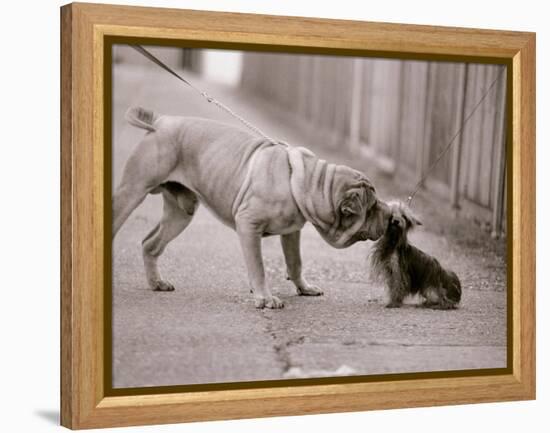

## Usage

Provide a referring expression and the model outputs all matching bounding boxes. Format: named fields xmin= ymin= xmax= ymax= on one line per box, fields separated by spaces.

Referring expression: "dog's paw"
xmin=255 ymin=296 xmax=284 ymax=309
xmin=385 ymin=302 xmax=402 ymax=308
xmin=152 ymin=280 xmax=175 ymax=292
xmin=297 ymin=284 xmax=324 ymax=296
xmin=429 ymin=303 xmax=458 ymax=310
xmin=419 ymin=300 xmax=437 ymax=308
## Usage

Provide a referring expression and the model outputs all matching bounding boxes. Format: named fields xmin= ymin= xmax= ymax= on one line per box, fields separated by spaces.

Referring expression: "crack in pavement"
xmin=262 ymin=313 xmax=305 ymax=375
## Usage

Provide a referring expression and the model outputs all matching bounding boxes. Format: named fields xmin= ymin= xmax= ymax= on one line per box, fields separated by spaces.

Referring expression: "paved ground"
xmin=112 ymin=62 xmax=507 ymax=388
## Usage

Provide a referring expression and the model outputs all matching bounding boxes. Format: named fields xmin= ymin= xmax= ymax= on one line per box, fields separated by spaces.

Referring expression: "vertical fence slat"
xmin=419 ymin=62 xmax=435 ymax=185
xmin=450 ymin=63 xmax=469 ymax=209
xmin=466 ymin=65 xmax=483 ymax=201
xmin=478 ymin=66 xmax=497 ymax=206
xmin=490 ymin=67 xmax=508 ymax=237
xmin=349 ymin=58 xmax=364 ymax=153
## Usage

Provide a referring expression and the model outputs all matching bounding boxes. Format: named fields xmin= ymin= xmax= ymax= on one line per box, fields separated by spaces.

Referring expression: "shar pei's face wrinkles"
xmin=314 ymin=165 xmax=391 ymax=249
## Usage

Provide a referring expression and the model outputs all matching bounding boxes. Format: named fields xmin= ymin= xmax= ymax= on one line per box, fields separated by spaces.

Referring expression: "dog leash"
xmin=129 ymin=45 xmax=281 ymax=144
xmin=406 ymin=67 xmax=506 ymax=206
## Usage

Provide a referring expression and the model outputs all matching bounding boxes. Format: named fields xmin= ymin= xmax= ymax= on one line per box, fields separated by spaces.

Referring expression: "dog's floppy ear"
xmin=339 ymin=189 xmax=363 ymax=216
xmin=402 ymin=205 xmax=422 ymax=227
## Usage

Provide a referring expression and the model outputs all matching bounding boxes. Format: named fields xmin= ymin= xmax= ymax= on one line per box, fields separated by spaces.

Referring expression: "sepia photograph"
xmin=110 ymin=44 xmax=508 ymax=389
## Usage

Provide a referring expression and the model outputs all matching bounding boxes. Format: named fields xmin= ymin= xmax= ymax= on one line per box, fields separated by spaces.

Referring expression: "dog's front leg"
xmin=236 ymin=224 xmax=284 ymax=309
xmin=281 ymin=231 xmax=323 ymax=296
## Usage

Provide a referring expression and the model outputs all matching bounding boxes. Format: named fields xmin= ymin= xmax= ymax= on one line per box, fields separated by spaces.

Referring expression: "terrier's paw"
xmin=255 ymin=295 xmax=284 ymax=309
xmin=385 ymin=301 xmax=402 ymax=308
xmin=420 ymin=300 xmax=438 ymax=308
xmin=297 ymin=284 xmax=324 ymax=296
xmin=152 ymin=280 xmax=175 ymax=292
xmin=429 ymin=302 xmax=458 ymax=310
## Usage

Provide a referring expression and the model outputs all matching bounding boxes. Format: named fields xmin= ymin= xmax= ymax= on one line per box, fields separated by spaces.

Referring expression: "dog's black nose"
xmin=391 ymin=218 xmax=401 ymax=227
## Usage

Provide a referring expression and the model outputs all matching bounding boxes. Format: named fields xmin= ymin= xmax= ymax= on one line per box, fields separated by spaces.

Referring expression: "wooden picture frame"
xmin=60 ymin=2 xmax=535 ymax=429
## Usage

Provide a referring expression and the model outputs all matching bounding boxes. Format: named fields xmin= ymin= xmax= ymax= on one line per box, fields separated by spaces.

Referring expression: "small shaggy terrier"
xmin=370 ymin=201 xmax=461 ymax=309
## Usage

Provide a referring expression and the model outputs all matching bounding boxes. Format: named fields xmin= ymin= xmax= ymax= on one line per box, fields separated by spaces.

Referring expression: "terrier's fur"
xmin=370 ymin=201 xmax=461 ymax=309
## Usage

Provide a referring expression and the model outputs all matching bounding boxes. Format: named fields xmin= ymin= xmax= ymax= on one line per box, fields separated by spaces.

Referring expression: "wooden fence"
xmin=240 ymin=53 xmax=507 ymax=236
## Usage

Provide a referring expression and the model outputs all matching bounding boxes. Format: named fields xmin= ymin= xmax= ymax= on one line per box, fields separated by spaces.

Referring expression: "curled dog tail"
xmin=125 ymin=106 xmax=159 ymax=132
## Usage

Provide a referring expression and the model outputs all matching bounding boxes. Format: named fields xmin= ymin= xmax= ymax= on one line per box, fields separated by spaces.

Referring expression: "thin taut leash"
xmin=406 ymin=67 xmax=506 ymax=206
xmin=130 ymin=44 xmax=280 ymax=144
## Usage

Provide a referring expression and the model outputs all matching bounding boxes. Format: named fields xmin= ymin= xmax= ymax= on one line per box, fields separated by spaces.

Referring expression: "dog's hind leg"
xmin=142 ymin=184 xmax=199 ymax=292
xmin=112 ymin=183 xmax=149 ymax=238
